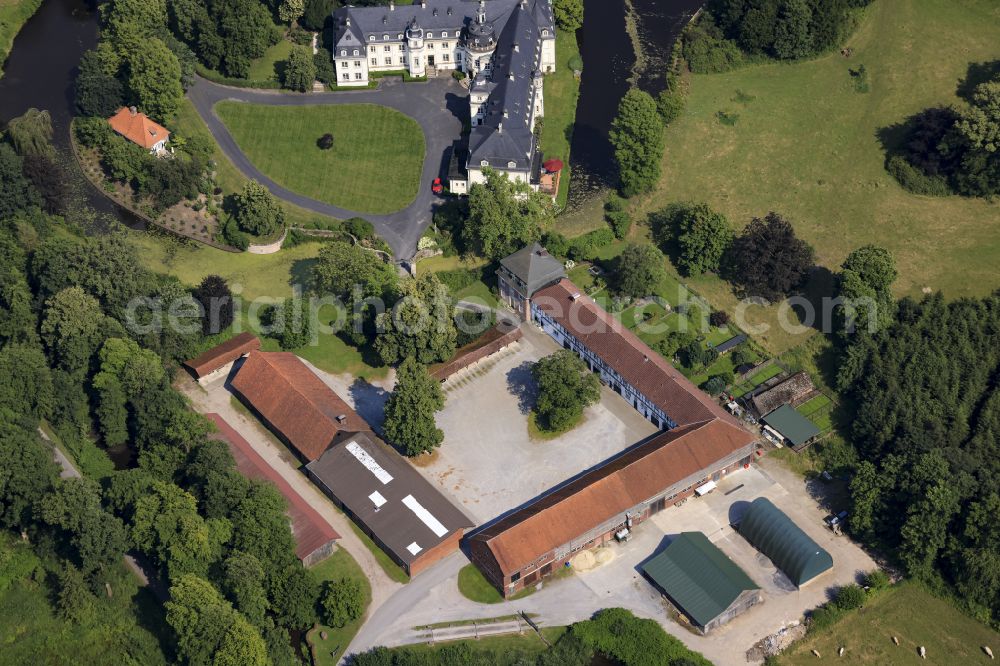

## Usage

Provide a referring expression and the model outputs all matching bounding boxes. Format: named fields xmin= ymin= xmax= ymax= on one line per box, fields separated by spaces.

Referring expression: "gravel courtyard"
xmin=417 ymin=325 xmax=658 ymax=524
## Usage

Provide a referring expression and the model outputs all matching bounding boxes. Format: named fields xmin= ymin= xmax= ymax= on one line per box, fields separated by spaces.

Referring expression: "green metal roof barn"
xmin=642 ymin=532 xmax=762 ymax=633
xmin=737 ymin=497 xmax=833 ymax=587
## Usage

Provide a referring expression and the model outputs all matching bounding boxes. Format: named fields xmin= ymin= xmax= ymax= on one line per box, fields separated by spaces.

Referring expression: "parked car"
xmin=824 ymin=510 xmax=849 ymax=533
xmin=431 ymin=177 xmax=443 ymax=194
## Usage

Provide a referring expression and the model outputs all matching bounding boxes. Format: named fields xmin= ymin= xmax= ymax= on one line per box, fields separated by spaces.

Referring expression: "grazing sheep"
xmin=984 ymin=646 xmax=994 ymax=659
xmin=891 ymin=636 xmax=900 ymax=646
xmin=811 ymin=649 xmax=822 ymax=658
xmin=838 ymin=646 xmax=845 ymax=657
xmin=919 ymin=646 xmax=926 ymax=659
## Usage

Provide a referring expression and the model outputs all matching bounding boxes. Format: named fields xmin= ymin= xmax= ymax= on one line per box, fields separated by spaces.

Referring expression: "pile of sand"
xmin=570 ymin=547 xmax=615 ymax=572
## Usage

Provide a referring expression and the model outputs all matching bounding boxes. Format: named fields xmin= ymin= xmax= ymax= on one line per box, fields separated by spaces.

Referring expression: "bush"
xmin=835 ymin=583 xmax=867 ymax=610
xmin=313 ymin=49 xmax=336 ymax=84
xmin=317 ymin=133 xmax=334 ymax=150
xmin=808 ymin=604 xmax=844 ymax=633
xmin=605 ymin=211 xmax=632 ymax=240
xmin=885 ymin=155 xmax=952 ymax=196
xmin=709 ymin=310 xmax=729 ymax=327
xmin=702 ymin=376 xmax=726 ymax=395
xmin=568 ymin=54 xmax=583 ymax=73
xmin=568 ymin=227 xmax=615 ymax=262
xmin=683 ymin=25 xmax=744 ymax=74
xmin=657 ymin=72 xmax=685 ymax=125
xmin=436 ymin=267 xmax=485 ymax=295
xmin=863 ymin=569 xmax=891 ymax=591
xmin=74 ymin=116 xmax=113 ymax=149
xmin=604 ymin=193 xmax=626 ymax=213
xmin=730 ymin=347 xmax=754 ymax=368
xmin=451 ymin=69 xmax=466 ymax=81
xmin=344 ymin=216 xmax=375 ymax=240
xmin=541 ymin=230 xmax=570 ymax=258
xmin=220 ymin=218 xmax=250 ymax=250
xmin=288 ymin=25 xmax=313 ymax=46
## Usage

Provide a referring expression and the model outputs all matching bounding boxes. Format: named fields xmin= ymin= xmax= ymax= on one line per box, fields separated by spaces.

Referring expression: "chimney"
xmin=390 ymin=1 xmax=395 ymax=10
xmin=498 ymin=121 xmax=503 ymax=134
xmin=514 ymin=43 xmax=520 ymax=53
xmin=336 ymin=414 xmax=347 ymax=424
xmin=129 ymin=106 xmax=137 ymax=116
xmin=570 ymin=292 xmax=581 ymax=301
xmin=345 ymin=16 xmax=351 ymax=27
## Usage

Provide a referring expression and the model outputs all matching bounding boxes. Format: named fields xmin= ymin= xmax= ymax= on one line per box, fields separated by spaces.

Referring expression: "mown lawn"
xmin=247 ymin=38 xmax=296 ymax=82
xmin=539 ymin=28 xmax=582 ymax=209
xmin=129 ymin=232 xmax=388 ymax=379
xmin=644 ymin=0 xmax=1000 ymax=307
xmin=172 ymin=99 xmax=339 ymax=230
xmin=216 ymin=102 xmax=425 ymax=214
xmin=779 ymin=582 xmax=1000 ymax=665
xmin=0 ymin=0 xmax=40 ymax=77
xmin=306 ymin=548 xmax=372 ymax=666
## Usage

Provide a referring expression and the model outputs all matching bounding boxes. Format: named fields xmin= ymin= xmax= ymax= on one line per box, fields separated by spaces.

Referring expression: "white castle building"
xmin=333 ymin=0 xmax=558 ymax=194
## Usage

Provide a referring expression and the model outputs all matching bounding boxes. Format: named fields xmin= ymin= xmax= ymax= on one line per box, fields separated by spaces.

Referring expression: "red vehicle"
xmin=431 ymin=177 xmax=443 ymax=194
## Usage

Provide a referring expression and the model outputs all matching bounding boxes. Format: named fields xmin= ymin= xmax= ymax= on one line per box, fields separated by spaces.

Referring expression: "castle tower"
xmin=406 ymin=18 xmax=426 ymax=76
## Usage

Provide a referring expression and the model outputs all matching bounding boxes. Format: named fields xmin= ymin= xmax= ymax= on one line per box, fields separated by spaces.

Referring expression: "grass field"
xmin=247 ymin=38 xmax=295 ymax=82
xmin=779 ymin=582 xmax=1000 ymax=665
xmin=216 ymin=102 xmax=425 ymax=214
xmin=0 ymin=0 xmax=40 ymax=77
xmin=306 ymin=548 xmax=372 ymax=666
xmin=646 ymin=0 xmax=1000 ymax=304
xmin=172 ymin=99 xmax=340 ymax=231
xmin=539 ymin=28 xmax=582 ymax=209
xmin=369 ymin=628 xmax=565 ymax=660
xmin=457 ymin=563 xmax=504 ymax=604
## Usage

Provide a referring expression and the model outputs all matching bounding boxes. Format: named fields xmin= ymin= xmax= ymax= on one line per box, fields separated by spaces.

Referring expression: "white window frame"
xmin=369 ymin=35 xmax=375 ymax=41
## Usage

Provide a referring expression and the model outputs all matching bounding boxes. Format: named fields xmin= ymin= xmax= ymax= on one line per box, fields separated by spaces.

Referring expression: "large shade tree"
xmin=609 ymin=89 xmax=663 ymax=197
xmin=531 ymin=350 xmax=601 ymax=432
xmin=374 ymin=273 xmax=456 ymax=365
xmin=723 ymin=212 xmax=815 ymax=301
xmin=463 ymin=168 xmax=550 ymax=260
xmin=382 ymin=356 xmax=445 ymax=456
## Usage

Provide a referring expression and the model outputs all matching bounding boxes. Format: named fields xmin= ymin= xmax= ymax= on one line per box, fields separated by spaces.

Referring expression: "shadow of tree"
xmin=505 ymin=360 xmax=537 ymax=415
xmin=957 ymin=59 xmax=1000 ymax=101
xmin=289 ymin=257 xmax=318 ymax=291
xmin=348 ymin=378 xmax=390 ymax=432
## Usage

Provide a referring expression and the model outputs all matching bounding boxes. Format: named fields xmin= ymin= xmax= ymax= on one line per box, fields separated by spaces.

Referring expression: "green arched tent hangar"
xmin=737 ymin=497 xmax=833 ymax=587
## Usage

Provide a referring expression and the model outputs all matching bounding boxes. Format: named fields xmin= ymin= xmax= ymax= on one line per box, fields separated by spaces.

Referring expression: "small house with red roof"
xmin=107 ymin=106 xmax=171 ymax=155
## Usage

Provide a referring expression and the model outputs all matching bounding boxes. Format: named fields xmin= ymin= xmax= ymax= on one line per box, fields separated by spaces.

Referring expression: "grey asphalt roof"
xmin=305 ymin=431 xmax=473 ymax=566
xmin=468 ymin=0 xmax=551 ymax=169
xmin=336 ymin=0 xmax=520 ymax=39
xmin=186 ymin=76 xmax=465 ymax=260
xmin=498 ymin=242 xmax=565 ymax=293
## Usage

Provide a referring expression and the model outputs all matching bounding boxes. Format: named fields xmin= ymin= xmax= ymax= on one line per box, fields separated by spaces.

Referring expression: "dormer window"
xmin=353 ymin=49 xmax=359 ymax=55
xmin=341 ymin=50 xmax=347 ymax=56
xmin=369 ymin=35 xmax=375 ymax=41
xmin=542 ymin=29 xmax=549 ymax=36
xmin=383 ymin=34 xmax=389 ymax=40
xmin=427 ymin=32 xmax=433 ymax=38
xmin=481 ymin=160 xmax=488 ymax=167
xmin=397 ymin=33 xmax=403 ymax=39
xmin=507 ymin=161 xmax=516 ymax=168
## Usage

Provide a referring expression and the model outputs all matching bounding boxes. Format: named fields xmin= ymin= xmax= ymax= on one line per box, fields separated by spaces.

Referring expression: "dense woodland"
xmin=0 ymin=120 xmax=363 ymax=664
xmin=838 ymin=292 xmax=1000 ymax=622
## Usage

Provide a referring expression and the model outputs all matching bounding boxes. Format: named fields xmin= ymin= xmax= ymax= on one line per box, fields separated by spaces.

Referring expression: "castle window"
xmin=353 ymin=49 xmax=359 ymax=55
xmin=383 ymin=34 xmax=389 ymax=40
xmin=443 ymin=53 xmax=449 ymax=61
xmin=427 ymin=32 xmax=433 ymax=38
xmin=481 ymin=160 xmax=488 ymax=167
xmin=397 ymin=33 xmax=403 ymax=39
xmin=371 ymin=57 xmax=377 ymax=65
xmin=384 ymin=45 xmax=391 ymax=52
xmin=542 ymin=29 xmax=549 ymax=36
xmin=354 ymin=61 xmax=361 ymax=67
xmin=340 ymin=50 xmax=347 ymax=56
xmin=369 ymin=35 xmax=375 ymax=41
xmin=355 ymin=72 xmax=362 ymax=79
xmin=342 ymin=73 xmax=350 ymax=80
xmin=507 ymin=161 xmax=516 ymax=168
xmin=443 ymin=42 xmax=449 ymax=48
xmin=369 ymin=46 xmax=375 ymax=53
xmin=385 ymin=57 xmax=392 ymax=65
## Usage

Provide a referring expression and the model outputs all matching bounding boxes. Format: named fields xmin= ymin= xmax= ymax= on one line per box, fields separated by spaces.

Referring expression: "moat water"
xmin=568 ymin=0 xmax=702 ymax=204
xmin=0 ymin=0 xmax=145 ymax=228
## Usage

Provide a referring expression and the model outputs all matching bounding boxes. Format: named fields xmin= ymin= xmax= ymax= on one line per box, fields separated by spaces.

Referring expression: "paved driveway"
xmin=187 ymin=76 xmax=467 ymax=260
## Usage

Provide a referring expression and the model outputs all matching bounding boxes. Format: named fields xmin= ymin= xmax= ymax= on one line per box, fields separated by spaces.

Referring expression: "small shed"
xmin=713 ymin=334 xmax=747 ymax=355
xmin=761 ymin=404 xmax=821 ymax=449
xmin=642 ymin=532 xmax=762 ymax=634
xmin=737 ymin=497 xmax=833 ymax=587
xmin=183 ymin=333 xmax=260 ymax=383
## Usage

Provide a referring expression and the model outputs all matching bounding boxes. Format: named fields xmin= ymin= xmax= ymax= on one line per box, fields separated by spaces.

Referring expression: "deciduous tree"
xmin=127 ymin=37 xmax=184 ymax=120
xmin=532 ymin=350 xmax=600 ymax=432
xmin=609 ymin=89 xmax=663 ymax=197
xmin=724 ymin=212 xmax=815 ymax=301
xmin=374 ymin=273 xmax=456 ymax=365
xmin=382 ymin=356 xmax=445 ymax=456
xmin=320 ymin=577 xmax=365 ymax=628
xmin=464 ymin=168 xmax=549 ymax=260
xmin=282 ymin=45 xmax=315 ymax=91
xmin=6 ymin=108 xmax=55 ymax=157
xmin=553 ymin=0 xmax=583 ymax=31
xmin=310 ymin=241 xmax=397 ymax=301
xmin=233 ymin=180 xmax=284 ymax=237
xmin=615 ymin=243 xmax=665 ymax=298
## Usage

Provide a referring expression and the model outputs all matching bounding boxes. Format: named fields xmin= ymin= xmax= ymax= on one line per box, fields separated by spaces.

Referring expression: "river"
xmin=0 ymin=0 xmax=144 ymax=227
xmin=568 ymin=0 xmax=703 ymax=205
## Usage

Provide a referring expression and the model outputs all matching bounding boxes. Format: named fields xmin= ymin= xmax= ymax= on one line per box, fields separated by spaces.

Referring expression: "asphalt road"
xmin=187 ymin=75 xmax=467 ymax=260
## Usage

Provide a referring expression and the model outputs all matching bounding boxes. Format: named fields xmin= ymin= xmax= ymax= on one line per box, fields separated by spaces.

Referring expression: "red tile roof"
xmin=107 ymin=107 xmax=170 ymax=150
xmin=183 ymin=333 xmax=261 ymax=378
xmin=230 ymin=352 xmax=370 ymax=461
xmin=471 ymin=420 xmax=755 ymax=575
xmin=206 ymin=413 xmax=339 ymax=561
xmin=532 ymin=279 xmax=743 ymax=428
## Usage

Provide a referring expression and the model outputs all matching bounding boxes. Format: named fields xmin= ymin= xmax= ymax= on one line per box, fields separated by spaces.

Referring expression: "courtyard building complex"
xmin=333 ymin=0 xmax=556 ymax=192
xmin=468 ymin=245 xmax=760 ymax=597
